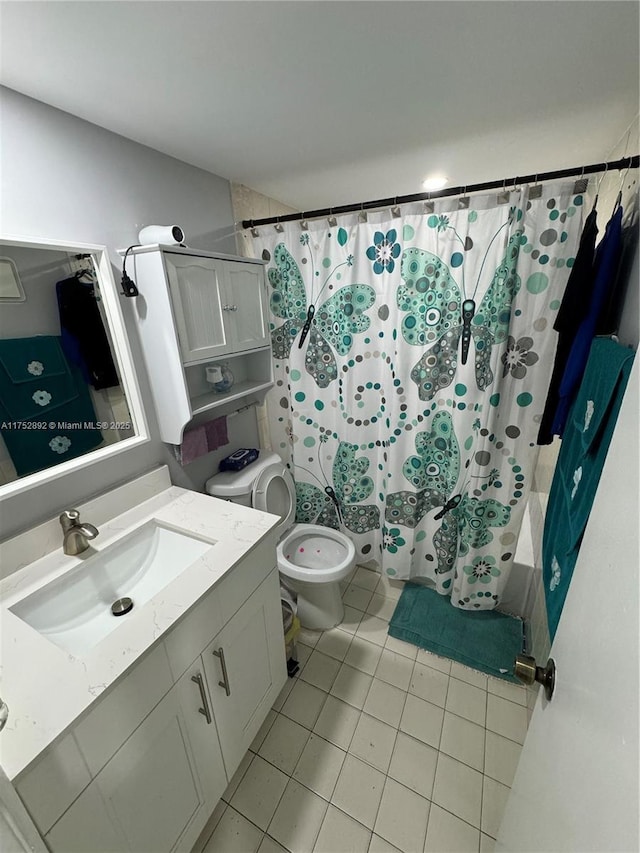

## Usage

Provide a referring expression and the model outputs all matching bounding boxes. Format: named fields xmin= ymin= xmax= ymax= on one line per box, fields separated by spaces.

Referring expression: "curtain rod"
xmin=242 ymin=154 xmax=639 ymax=229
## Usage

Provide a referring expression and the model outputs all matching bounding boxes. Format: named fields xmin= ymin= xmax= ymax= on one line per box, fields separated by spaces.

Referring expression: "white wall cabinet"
xmin=129 ymin=245 xmax=274 ymax=443
xmin=19 ymin=562 xmax=287 ymax=853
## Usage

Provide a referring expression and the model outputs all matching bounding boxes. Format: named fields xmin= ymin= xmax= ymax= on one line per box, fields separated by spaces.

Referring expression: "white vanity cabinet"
xmin=45 ymin=660 xmax=226 ymax=853
xmin=129 ymin=245 xmax=274 ymax=443
xmin=203 ymin=569 xmax=284 ymax=776
xmin=16 ymin=552 xmax=287 ymax=853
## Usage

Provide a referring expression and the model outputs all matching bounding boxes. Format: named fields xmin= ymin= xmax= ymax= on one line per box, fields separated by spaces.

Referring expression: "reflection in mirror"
xmin=0 ymin=244 xmax=135 ymax=486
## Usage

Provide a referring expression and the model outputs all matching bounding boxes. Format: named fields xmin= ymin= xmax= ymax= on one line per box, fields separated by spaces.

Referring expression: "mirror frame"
xmin=0 ymin=235 xmax=149 ymax=499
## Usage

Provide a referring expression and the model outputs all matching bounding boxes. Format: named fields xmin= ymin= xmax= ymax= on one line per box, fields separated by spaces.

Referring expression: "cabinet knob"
xmin=230 ymin=305 xmax=238 ymax=311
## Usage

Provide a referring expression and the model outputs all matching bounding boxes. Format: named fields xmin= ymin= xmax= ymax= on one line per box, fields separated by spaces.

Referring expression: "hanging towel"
xmin=204 ymin=416 xmax=229 ymax=451
xmin=543 ymin=337 xmax=634 ymax=640
xmin=173 ymin=416 xmax=229 ymax=465
xmin=551 ymin=206 xmax=624 ymax=436
xmin=56 ymin=276 xmax=119 ymax=389
xmin=0 ymin=336 xmax=103 ymax=476
xmin=537 ymin=209 xmax=598 ymax=444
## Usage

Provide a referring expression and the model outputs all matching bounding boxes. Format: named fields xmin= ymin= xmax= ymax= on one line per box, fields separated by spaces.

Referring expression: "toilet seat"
xmin=252 ymin=464 xmax=296 ymax=536
xmin=277 ymin=523 xmax=356 ymax=583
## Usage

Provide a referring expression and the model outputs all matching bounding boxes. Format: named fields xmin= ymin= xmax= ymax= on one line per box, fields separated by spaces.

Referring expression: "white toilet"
xmin=205 ymin=452 xmax=355 ymax=630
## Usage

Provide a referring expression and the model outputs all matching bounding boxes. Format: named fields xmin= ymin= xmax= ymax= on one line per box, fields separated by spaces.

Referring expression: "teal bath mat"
xmin=388 ymin=584 xmax=524 ymax=682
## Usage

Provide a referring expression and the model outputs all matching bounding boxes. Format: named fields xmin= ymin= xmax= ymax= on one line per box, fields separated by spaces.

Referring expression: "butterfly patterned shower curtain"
xmin=243 ymin=184 xmax=584 ymax=610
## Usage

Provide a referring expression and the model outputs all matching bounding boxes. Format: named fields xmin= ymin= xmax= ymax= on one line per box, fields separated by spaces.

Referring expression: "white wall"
xmin=0 ymin=87 xmax=260 ymax=540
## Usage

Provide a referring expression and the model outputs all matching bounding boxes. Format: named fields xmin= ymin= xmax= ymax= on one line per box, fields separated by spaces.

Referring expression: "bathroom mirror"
xmin=0 ymin=236 xmax=148 ymax=498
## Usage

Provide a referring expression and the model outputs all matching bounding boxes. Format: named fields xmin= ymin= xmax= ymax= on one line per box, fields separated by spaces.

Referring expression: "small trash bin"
xmin=281 ymin=595 xmax=301 ymax=677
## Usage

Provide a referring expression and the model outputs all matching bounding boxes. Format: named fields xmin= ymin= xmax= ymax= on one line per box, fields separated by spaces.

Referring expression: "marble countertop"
xmin=0 ymin=484 xmax=279 ymax=780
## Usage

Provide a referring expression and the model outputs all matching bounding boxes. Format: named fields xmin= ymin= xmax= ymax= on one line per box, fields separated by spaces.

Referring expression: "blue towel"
xmin=0 ymin=336 xmax=78 ymax=421
xmin=543 ymin=337 xmax=634 ymax=639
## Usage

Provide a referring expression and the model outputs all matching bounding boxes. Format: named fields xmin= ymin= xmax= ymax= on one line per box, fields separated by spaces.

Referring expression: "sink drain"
xmin=111 ymin=597 xmax=134 ymax=616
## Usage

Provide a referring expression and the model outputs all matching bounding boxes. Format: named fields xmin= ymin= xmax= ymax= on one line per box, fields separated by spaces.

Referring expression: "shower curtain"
xmin=243 ymin=184 xmax=584 ymax=610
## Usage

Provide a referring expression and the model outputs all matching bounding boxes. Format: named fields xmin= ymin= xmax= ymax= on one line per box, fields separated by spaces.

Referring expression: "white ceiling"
xmin=1 ymin=1 xmax=638 ymax=211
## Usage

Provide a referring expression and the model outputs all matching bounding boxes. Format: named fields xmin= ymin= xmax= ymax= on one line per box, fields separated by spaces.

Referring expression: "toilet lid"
xmin=252 ymin=465 xmax=296 ymax=535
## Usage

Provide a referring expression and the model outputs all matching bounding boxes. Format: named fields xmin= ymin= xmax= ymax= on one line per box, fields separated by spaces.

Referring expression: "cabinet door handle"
xmin=212 ymin=647 xmax=231 ymax=696
xmin=229 ymin=305 xmax=238 ymax=311
xmin=190 ymin=673 xmax=212 ymax=724
xmin=223 ymin=305 xmax=230 ymax=311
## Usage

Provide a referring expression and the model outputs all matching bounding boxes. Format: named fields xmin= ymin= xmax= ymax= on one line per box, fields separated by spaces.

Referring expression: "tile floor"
xmin=201 ymin=569 xmax=528 ymax=853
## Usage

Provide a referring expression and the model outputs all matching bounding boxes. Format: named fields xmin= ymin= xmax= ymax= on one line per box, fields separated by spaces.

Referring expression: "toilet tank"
xmin=205 ymin=451 xmax=282 ymax=507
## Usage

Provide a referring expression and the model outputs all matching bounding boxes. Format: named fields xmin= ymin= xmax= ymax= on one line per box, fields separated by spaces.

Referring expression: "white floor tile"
xmin=313 ymin=804 xmax=372 ymax=853
xmin=384 ymin=635 xmax=418 ymax=660
xmin=387 ymin=732 xmax=438 ymax=800
xmin=314 ymin=695 xmax=361 ymax=750
xmin=257 ymin=835 xmax=288 ymax=853
xmin=424 ymin=803 xmax=480 ymax=853
xmin=399 ymin=694 xmax=444 ymax=749
xmin=373 ymin=777 xmax=430 ymax=853
xmin=340 ymin=606 xmax=365 ymax=635
xmin=355 ymin=614 xmax=390 ymax=647
xmin=202 ymin=806 xmax=263 ymax=853
xmin=293 ymin=733 xmax=346 ymax=800
xmin=268 ymin=778 xmax=328 ymax=853
xmin=484 ymin=731 xmax=522 ymax=787
xmin=432 ymin=753 xmax=483 ymax=829
xmin=374 ymin=650 xmax=414 ymax=691
xmin=250 ymin=709 xmax=278 ymax=753
xmin=416 ymin=648 xmax=452 ymax=674
xmin=316 ymin=628 xmax=354 ymax=662
xmin=375 ymin=576 xmax=404 ymax=601
xmin=486 ymin=694 xmax=528 ymax=745
xmin=366 ymin=594 xmax=398 ymax=621
xmin=481 ymin=776 xmax=510 ymax=839
xmin=368 ymin=834 xmax=402 ymax=852
xmin=363 ymin=678 xmax=406 ymax=728
xmin=409 ymin=662 xmax=450 ymax=708
xmin=281 ymin=680 xmax=328 ymax=730
xmin=446 ymin=678 xmax=487 ymax=727
xmin=450 ymin=661 xmax=488 ymax=691
xmin=440 ymin=712 xmax=485 ymax=772
xmin=331 ymin=663 xmax=374 ymax=710
xmin=349 ymin=713 xmax=397 ymax=772
xmin=300 ymin=650 xmax=342 ymax=692
xmin=344 ymin=584 xmax=375 ymax=612
xmin=487 ymin=676 xmax=528 ymax=706
xmin=480 ymin=832 xmax=497 ymax=852
xmin=296 ymin=643 xmax=313 ymax=668
xmin=352 ymin=566 xmax=381 ymax=591
xmin=271 ymin=677 xmax=296 ymax=712
xmin=331 ymin=754 xmax=386 ymax=829
xmin=259 ymin=714 xmax=310 ymax=774
xmin=345 ymin=636 xmax=384 ymax=675
xmin=298 ymin=627 xmax=322 ymax=648
xmin=222 ymin=749 xmax=253 ymax=803
xmin=230 ymin=755 xmax=289 ymax=831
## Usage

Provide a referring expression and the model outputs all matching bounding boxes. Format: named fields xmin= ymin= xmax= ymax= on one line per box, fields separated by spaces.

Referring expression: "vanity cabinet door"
xmin=46 ymin=661 xmax=227 ymax=853
xmin=225 ymin=261 xmax=270 ymax=352
xmin=165 ymin=253 xmax=229 ymax=363
xmin=203 ymin=568 xmax=287 ymax=776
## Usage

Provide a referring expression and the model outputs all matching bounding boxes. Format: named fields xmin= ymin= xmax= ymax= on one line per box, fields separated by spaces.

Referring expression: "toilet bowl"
xmin=205 ymin=451 xmax=355 ymax=630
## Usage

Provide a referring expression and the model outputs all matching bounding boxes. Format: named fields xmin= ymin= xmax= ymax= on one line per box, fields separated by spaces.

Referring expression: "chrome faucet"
xmin=60 ymin=509 xmax=99 ymax=556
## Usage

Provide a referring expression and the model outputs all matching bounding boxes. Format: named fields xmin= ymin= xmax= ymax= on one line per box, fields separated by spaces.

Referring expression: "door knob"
xmin=514 ymin=654 xmax=556 ymax=700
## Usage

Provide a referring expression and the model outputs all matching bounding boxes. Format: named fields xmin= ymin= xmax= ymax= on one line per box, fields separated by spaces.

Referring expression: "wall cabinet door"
xmin=46 ymin=661 xmax=227 ymax=853
xmin=225 ymin=261 xmax=270 ymax=351
xmin=203 ymin=569 xmax=287 ymax=776
xmin=165 ymin=253 xmax=229 ymax=363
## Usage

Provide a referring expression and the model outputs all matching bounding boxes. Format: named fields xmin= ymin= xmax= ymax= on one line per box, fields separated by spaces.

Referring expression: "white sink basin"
xmin=10 ymin=521 xmax=214 ymax=657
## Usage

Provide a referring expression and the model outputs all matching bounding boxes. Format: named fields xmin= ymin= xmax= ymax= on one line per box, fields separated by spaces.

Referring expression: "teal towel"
xmin=0 ymin=337 xmax=102 ymax=477
xmin=543 ymin=338 xmax=634 ymax=639
xmin=0 ymin=336 xmax=77 ymax=420
xmin=388 ymin=583 xmax=524 ymax=682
